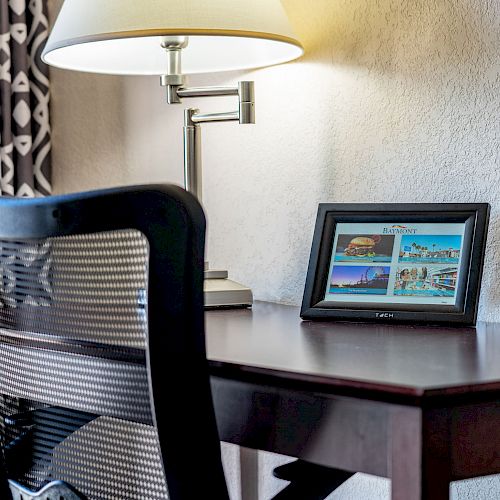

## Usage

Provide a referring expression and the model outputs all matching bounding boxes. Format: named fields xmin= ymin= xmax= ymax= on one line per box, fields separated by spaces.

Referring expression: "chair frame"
xmin=0 ymin=185 xmax=229 ymax=500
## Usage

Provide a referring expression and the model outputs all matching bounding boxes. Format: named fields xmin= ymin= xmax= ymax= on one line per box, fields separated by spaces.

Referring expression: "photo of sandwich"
xmin=334 ymin=234 xmax=395 ymax=262
xmin=344 ymin=236 xmax=378 ymax=256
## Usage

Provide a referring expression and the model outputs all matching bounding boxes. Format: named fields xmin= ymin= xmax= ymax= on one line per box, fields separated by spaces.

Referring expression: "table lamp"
xmin=42 ymin=0 xmax=303 ymax=308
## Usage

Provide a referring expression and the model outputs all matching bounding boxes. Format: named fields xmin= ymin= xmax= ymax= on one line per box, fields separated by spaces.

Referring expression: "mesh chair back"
xmin=0 ymin=185 xmax=229 ymax=500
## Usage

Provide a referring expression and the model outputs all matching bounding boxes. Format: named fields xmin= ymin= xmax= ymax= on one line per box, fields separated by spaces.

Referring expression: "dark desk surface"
xmin=206 ymin=301 xmax=500 ymax=402
xmin=207 ymin=302 xmax=500 ymax=496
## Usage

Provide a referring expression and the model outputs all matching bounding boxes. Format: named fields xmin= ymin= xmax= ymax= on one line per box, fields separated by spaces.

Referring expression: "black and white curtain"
xmin=0 ymin=0 xmax=51 ymax=197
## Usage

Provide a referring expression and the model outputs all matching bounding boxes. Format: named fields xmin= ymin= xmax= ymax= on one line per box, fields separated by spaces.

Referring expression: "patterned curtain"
xmin=0 ymin=0 xmax=51 ymax=197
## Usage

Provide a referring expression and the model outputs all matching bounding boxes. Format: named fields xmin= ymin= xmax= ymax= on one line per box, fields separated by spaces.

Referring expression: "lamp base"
xmin=204 ymin=268 xmax=253 ymax=309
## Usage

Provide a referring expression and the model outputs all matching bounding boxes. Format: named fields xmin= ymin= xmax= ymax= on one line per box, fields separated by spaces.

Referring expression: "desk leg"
xmin=240 ymin=447 xmax=259 ymax=500
xmin=390 ymin=407 xmax=451 ymax=500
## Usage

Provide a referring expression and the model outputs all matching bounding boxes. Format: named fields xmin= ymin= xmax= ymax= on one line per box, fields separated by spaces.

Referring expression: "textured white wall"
xmin=48 ymin=0 xmax=500 ymax=498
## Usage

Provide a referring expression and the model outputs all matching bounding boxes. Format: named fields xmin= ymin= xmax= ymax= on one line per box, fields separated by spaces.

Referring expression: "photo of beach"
xmin=398 ymin=235 xmax=462 ymax=264
xmin=393 ymin=266 xmax=458 ymax=297
xmin=334 ymin=234 xmax=395 ymax=262
xmin=329 ymin=266 xmax=390 ymax=295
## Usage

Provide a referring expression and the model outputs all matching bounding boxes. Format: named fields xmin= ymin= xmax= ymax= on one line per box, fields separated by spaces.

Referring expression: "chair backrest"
xmin=0 ymin=185 xmax=229 ymax=500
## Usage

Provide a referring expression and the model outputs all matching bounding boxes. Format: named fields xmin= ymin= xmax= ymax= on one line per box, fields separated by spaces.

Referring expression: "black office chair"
xmin=0 ymin=185 xmax=229 ymax=499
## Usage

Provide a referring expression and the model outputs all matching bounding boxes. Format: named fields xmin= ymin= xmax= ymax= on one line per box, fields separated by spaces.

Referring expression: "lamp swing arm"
xmin=181 ymin=82 xmax=255 ymax=200
xmin=178 ymin=82 xmax=255 ymax=199
xmin=164 ymin=81 xmax=255 ymax=125
xmin=160 ymin=37 xmax=255 ymax=198
xmin=160 ymin=37 xmax=255 ymax=124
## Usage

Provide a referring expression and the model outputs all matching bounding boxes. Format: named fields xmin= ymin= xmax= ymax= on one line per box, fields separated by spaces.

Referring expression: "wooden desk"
xmin=206 ymin=301 xmax=500 ymax=500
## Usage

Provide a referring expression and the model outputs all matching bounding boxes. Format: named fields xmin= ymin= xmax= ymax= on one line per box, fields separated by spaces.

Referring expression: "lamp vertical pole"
xmin=183 ymin=109 xmax=203 ymax=201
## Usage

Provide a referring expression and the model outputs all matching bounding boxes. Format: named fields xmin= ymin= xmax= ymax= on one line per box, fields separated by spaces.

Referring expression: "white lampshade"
xmin=42 ymin=0 xmax=303 ymax=75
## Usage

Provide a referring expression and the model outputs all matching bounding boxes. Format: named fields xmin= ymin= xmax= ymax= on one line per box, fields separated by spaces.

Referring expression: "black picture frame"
xmin=301 ymin=203 xmax=490 ymax=326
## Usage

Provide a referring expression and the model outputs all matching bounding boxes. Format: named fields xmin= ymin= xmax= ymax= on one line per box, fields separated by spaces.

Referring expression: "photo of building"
xmin=399 ymin=235 xmax=462 ymax=264
xmin=394 ymin=266 xmax=458 ymax=297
